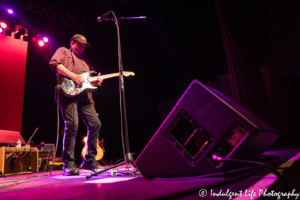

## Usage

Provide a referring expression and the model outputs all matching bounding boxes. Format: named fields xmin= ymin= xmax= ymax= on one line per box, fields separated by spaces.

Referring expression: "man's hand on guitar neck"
xmin=93 ymin=73 xmax=103 ymax=86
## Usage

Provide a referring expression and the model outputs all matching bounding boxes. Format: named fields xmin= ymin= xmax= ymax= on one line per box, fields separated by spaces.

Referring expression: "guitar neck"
xmin=88 ymin=73 xmax=120 ymax=82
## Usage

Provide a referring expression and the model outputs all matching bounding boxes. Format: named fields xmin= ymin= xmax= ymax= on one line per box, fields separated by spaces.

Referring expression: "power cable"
xmin=150 ymin=167 xmax=259 ymax=200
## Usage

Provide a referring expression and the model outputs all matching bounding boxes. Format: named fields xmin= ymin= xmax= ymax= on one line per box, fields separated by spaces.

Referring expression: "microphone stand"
xmin=87 ymin=12 xmax=143 ymax=179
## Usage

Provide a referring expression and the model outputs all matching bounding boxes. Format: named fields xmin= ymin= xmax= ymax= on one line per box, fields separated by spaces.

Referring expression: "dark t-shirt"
xmin=73 ymin=53 xmax=88 ymax=74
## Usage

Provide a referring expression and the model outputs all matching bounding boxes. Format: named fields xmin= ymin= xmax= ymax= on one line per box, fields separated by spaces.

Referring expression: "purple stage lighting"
xmin=43 ymin=37 xmax=49 ymax=43
xmin=7 ymin=9 xmax=13 ymax=14
xmin=0 ymin=28 xmax=3 ymax=33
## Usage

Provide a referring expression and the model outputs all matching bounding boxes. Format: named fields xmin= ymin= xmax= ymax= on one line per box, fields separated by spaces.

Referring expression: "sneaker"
xmin=80 ymin=159 xmax=103 ymax=171
xmin=62 ymin=164 xmax=79 ymax=176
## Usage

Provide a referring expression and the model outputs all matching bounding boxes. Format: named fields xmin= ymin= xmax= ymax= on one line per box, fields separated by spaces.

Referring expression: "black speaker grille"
xmin=165 ymin=110 xmax=214 ymax=165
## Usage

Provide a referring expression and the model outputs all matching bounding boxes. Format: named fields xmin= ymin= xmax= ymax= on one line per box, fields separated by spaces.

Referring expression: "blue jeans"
xmin=59 ymin=91 xmax=101 ymax=167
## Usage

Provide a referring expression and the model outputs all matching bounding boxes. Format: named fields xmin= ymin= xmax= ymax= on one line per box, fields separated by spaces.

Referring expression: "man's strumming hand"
xmin=71 ymin=74 xmax=85 ymax=84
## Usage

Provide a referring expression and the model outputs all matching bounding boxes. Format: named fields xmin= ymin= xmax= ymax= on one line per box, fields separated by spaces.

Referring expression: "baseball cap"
xmin=71 ymin=34 xmax=91 ymax=47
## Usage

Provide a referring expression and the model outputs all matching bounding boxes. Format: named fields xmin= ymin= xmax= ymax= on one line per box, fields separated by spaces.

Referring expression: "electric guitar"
xmin=58 ymin=71 xmax=135 ymax=97
xmin=81 ymin=137 xmax=105 ymax=161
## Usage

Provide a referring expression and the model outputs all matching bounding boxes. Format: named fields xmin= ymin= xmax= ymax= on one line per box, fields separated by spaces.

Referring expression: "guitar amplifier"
xmin=0 ymin=147 xmax=39 ymax=175
xmin=36 ymin=144 xmax=55 ymax=158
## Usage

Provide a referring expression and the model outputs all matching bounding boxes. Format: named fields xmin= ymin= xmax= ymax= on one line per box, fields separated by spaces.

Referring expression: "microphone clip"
xmin=97 ymin=11 xmax=111 ymax=22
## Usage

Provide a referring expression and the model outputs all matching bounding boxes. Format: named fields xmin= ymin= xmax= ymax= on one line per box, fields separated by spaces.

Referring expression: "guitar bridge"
xmin=69 ymin=80 xmax=75 ymax=88
xmin=75 ymin=88 xmax=83 ymax=94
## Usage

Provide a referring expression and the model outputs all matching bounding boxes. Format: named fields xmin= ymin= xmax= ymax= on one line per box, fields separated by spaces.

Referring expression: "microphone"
xmin=97 ymin=11 xmax=111 ymax=22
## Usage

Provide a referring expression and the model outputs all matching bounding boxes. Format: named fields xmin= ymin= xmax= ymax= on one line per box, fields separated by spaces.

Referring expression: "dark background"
xmin=1 ymin=0 xmax=300 ymax=166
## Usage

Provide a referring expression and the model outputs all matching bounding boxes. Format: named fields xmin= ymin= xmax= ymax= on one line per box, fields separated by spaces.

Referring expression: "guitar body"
xmin=81 ymin=137 xmax=105 ymax=161
xmin=58 ymin=71 xmax=98 ymax=97
xmin=58 ymin=71 xmax=135 ymax=97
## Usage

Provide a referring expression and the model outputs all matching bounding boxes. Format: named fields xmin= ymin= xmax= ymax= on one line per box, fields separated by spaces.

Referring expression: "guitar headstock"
xmin=123 ymin=71 xmax=135 ymax=77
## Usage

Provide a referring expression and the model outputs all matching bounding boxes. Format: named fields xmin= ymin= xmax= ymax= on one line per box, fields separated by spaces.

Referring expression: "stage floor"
xmin=0 ymin=147 xmax=300 ymax=200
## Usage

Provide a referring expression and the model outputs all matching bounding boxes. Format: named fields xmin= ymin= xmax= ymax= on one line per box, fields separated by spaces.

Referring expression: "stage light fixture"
xmin=23 ymin=35 xmax=29 ymax=41
xmin=4 ymin=25 xmax=16 ymax=36
xmin=0 ymin=28 xmax=3 ymax=33
xmin=23 ymin=30 xmax=29 ymax=42
xmin=43 ymin=37 xmax=49 ymax=42
xmin=8 ymin=9 xmax=13 ymax=14
xmin=5 ymin=29 xmax=12 ymax=36
xmin=0 ymin=22 xmax=7 ymax=29
xmin=38 ymin=40 xmax=44 ymax=46
xmin=14 ymin=28 xmax=26 ymax=39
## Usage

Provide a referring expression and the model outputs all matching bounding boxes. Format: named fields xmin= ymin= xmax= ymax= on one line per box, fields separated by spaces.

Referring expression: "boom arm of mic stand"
xmin=104 ymin=16 xmax=147 ymax=22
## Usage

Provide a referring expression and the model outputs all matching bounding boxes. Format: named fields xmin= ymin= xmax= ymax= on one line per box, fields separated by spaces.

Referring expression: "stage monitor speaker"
xmin=135 ymin=80 xmax=280 ymax=178
xmin=0 ymin=147 xmax=39 ymax=175
xmin=0 ymin=130 xmax=26 ymax=146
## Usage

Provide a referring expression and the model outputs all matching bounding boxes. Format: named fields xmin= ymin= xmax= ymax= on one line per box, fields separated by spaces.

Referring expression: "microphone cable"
xmin=212 ymin=154 xmax=282 ymax=179
xmin=150 ymin=155 xmax=282 ymax=199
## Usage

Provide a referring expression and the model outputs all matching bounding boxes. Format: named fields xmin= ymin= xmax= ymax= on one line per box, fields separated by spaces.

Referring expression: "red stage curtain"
xmin=0 ymin=34 xmax=28 ymax=133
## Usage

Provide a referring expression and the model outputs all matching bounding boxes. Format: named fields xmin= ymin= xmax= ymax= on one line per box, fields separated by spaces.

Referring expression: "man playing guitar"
xmin=49 ymin=34 xmax=103 ymax=176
